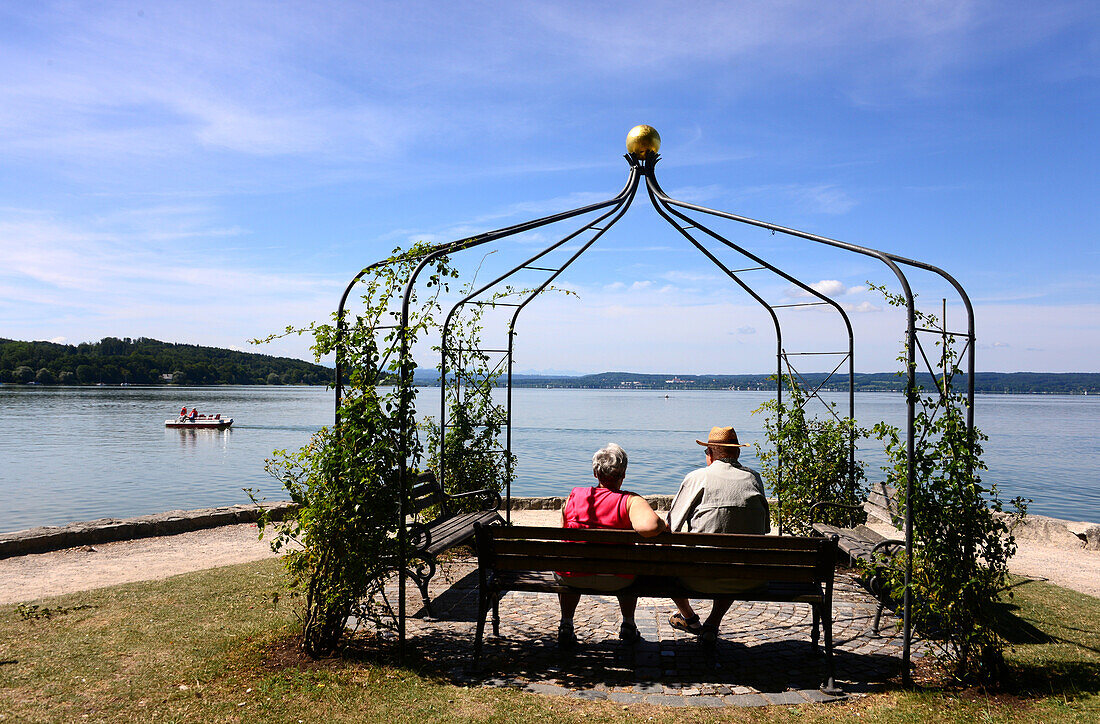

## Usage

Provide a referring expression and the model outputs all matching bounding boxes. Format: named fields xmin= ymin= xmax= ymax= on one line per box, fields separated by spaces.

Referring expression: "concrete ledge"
xmin=0 ymin=502 xmax=298 ymax=558
xmin=5 ymin=497 xmax=1094 ymax=558
xmin=509 ymin=495 xmax=674 ymax=511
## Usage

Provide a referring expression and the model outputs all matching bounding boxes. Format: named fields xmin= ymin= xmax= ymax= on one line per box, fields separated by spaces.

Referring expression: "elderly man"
xmin=666 ymin=426 xmax=770 ymax=646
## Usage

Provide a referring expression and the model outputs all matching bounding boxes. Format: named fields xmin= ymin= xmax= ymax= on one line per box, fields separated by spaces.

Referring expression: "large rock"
xmin=1002 ymin=513 xmax=1087 ymax=549
xmin=1072 ymin=523 xmax=1100 ymax=551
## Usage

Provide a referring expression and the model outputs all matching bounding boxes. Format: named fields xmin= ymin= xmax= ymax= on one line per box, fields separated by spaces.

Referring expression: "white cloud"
xmin=789 ymin=279 xmax=853 ymax=298
xmin=811 ymin=280 xmax=846 ymax=296
xmin=48 ymin=336 xmax=67 ymax=344
xmin=844 ymin=301 xmax=883 ymax=313
xmin=0 ymin=209 xmax=339 ymax=359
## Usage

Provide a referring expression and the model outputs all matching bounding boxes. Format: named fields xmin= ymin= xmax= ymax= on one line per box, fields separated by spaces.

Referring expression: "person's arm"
xmin=626 ymin=495 xmax=666 ymax=538
xmin=667 ymin=474 xmax=703 ymax=533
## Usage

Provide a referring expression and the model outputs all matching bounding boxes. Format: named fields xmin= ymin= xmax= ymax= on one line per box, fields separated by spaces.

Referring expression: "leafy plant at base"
xmin=252 ymin=242 xmax=458 ymax=657
xmin=754 ymin=377 xmax=868 ymax=536
xmin=868 ymin=282 xmax=1027 ymax=685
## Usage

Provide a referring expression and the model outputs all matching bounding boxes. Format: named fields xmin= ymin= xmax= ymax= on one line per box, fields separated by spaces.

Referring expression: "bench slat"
xmin=425 ymin=511 xmax=503 ymax=555
xmin=492 ymin=554 xmax=823 ymax=582
xmin=491 ymin=570 xmax=825 ymax=602
xmin=494 ymin=539 xmax=824 ymax=568
xmin=489 ymin=526 xmax=827 ymax=551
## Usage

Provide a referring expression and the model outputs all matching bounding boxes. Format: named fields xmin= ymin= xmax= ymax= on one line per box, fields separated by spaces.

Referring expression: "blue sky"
xmin=1 ymin=1 xmax=1097 ymax=374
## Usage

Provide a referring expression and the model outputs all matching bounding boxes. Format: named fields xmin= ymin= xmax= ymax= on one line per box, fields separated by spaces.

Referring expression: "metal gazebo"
xmin=335 ymin=126 xmax=976 ymax=683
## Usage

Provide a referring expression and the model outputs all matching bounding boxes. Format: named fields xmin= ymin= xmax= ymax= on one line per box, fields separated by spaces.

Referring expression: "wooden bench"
xmin=406 ymin=472 xmax=504 ymax=614
xmin=473 ymin=524 xmax=841 ymax=693
xmin=811 ymin=482 xmax=904 ymax=634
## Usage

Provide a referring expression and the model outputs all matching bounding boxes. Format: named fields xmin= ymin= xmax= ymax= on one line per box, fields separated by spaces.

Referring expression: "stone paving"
xmin=364 ymin=555 xmax=923 ymax=708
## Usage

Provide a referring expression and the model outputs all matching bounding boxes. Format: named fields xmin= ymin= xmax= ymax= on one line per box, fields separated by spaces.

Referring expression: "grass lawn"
xmin=0 ymin=560 xmax=1097 ymax=723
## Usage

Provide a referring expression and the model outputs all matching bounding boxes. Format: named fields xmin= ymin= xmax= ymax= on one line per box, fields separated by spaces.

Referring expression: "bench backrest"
xmin=865 ymin=481 xmax=904 ymax=527
xmin=475 ymin=525 xmax=837 ymax=584
xmin=410 ymin=472 xmax=449 ymax=518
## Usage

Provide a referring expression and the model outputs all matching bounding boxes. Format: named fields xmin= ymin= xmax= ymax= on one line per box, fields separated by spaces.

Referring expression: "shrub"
xmin=255 ymin=243 xmax=458 ymax=655
xmin=754 ymin=378 xmax=868 ymax=536
xmin=869 ymin=283 xmax=1027 ymax=685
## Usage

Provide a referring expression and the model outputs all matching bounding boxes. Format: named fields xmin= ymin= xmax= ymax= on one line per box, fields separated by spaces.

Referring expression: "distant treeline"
xmin=0 ymin=337 xmax=332 ymax=386
xmin=419 ymin=371 xmax=1098 ymax=394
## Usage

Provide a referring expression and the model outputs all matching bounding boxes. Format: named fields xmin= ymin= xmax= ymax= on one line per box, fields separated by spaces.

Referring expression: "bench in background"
xmin=811 ymin=482 xmax=904 ymax=634
xmin=406 ymin=472 xmax=504 ymax=614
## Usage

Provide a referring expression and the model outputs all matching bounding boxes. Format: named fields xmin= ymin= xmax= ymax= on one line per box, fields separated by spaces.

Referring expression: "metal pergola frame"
xmin=334 ymin=149 xmax=976 ymax=685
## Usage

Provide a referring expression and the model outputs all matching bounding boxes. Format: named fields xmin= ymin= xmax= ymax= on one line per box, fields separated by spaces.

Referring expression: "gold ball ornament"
xmin=626 ymin=125 xmax=661 ymax=158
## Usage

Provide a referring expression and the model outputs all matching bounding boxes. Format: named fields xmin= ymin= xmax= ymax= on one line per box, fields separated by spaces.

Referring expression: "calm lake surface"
xmin=1 ymin=385 xmax=1097 ymax=532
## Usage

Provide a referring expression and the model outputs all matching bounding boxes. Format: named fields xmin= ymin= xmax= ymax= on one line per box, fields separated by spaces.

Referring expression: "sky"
xmin=1 ymin=1 xmax=1097 ymax=375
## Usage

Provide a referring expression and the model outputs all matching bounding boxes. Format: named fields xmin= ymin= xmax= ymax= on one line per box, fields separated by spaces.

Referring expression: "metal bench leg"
xmin=474 ymin=589 xmax=490 ymax=668
xmin=811 ymin=604 xmax=821 ymax=652
xmin=492 ymin=593 xmax=501 ymax=637
xmin=408 ymin=557 xmax=437 ymax=617
xmin=872 ymin=601 xmax=886 ymax=636
xmin=821 ymin=604 xmax=843 ymax=695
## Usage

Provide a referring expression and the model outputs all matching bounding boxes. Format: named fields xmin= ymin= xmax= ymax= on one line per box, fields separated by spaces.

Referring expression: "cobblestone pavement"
xmin=365 ymin=556 xmax=922 ymax=708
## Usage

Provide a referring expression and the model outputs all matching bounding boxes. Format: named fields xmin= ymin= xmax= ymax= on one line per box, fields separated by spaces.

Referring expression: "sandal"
xmin=699 ymin=623 xmax=719 ymax=648
xmin=558 ymin=621 xmax=578 ymax=650
xmin=619 ymin=621 xmax=643 ymax=644
xmin=669 ymin=612 xmax=703 ymax=634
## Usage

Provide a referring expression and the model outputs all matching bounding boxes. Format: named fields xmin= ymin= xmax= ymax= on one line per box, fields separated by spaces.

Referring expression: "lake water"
xmin=1 ymin=385 xmax=1097 ymax=533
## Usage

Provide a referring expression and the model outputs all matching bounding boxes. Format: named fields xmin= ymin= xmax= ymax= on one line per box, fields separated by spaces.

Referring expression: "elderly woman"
xmin=555 ymin=443 xmax=666 ymax=648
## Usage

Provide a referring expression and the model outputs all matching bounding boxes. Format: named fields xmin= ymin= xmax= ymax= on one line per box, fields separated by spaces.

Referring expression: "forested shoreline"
xmin=0 ymin=338 xmax=332 ymax=386
xmin=500 ymin=371 xmax=1100 ymax=394
xmin=2 ymin=337 xmax=1096 ymax=393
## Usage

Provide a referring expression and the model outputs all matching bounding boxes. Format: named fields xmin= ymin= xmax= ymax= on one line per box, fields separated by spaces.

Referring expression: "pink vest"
xmin=559 ymin=486 xmax=635 ymax=579
xmin=563 ymin=485 xmax=635 ymax=530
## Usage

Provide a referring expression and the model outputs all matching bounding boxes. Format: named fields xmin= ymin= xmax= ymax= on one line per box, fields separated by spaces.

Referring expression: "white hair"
xmin=592 ymin=443 xmax=628 ymax=481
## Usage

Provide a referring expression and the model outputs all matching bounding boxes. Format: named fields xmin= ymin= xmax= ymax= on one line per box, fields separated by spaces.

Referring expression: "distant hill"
xmin=0 ymin=337 xmax=332 ymax=386
xmin=413 ymin=370 xmax=1100 ymax=394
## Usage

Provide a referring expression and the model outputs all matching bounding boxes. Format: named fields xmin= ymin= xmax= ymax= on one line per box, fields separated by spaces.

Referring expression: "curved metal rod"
xmin=645 ymin=165 xmax=858 ymax=530
xmin=646 ymin=163 xmax=921 ymax=686
xmin=390 ymin=161 xmax=641 ymax=650
xmin=335 ymin=164 xmax=642 ymax=426
xmin=437 ymin=165 xmax=642 ymax=497
xmin=658 ymin=191 xmax=974 ymax=420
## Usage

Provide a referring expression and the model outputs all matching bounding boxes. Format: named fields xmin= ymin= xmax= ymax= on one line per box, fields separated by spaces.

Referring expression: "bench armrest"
xmin=448 ymin=487 xmax=503 ymax=511
xmin=870 ymin=538 xmax=904 ymax=557
xmin=408 ymin=521 xmax=432 ymax=552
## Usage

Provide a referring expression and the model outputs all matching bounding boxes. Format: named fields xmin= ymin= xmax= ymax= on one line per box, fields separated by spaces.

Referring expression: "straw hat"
xmin=696 ymin=426 xmax=750 ymax=448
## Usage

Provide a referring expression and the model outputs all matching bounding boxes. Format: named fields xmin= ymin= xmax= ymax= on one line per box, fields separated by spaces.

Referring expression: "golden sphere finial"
xmin=626 ymin=125 xmax=661 ymax=158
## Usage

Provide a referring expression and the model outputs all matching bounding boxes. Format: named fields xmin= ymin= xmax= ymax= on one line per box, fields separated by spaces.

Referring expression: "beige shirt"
xmin=667 ymin=459 xmax=771 ymax=535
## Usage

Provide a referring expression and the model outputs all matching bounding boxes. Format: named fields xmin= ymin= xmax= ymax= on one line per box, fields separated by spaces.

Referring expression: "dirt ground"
xmin=1 ymin=508 xmax=1097 ymax=605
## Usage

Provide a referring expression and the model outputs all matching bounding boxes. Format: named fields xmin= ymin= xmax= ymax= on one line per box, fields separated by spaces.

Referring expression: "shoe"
xmin=699 ymin=623 xmax=719 ymax=648
xmin=619 ymin=621 xmax=642 ymax=644
xmin=668 ymin=612 xmax=703 ymax=634
xmin=558 ymin=621 xmax=577 ymax=650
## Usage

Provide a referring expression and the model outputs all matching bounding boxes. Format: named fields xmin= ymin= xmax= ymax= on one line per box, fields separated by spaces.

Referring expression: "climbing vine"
xmin=254 ymin=242 xmax=458 ymax=656
xmin=869 ymin=282 xmax=1027 ymax=685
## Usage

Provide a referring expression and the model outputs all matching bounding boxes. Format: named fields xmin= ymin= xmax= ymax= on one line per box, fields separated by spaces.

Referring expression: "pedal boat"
xmin=165 ymin=415 xmax=233 ymax=429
